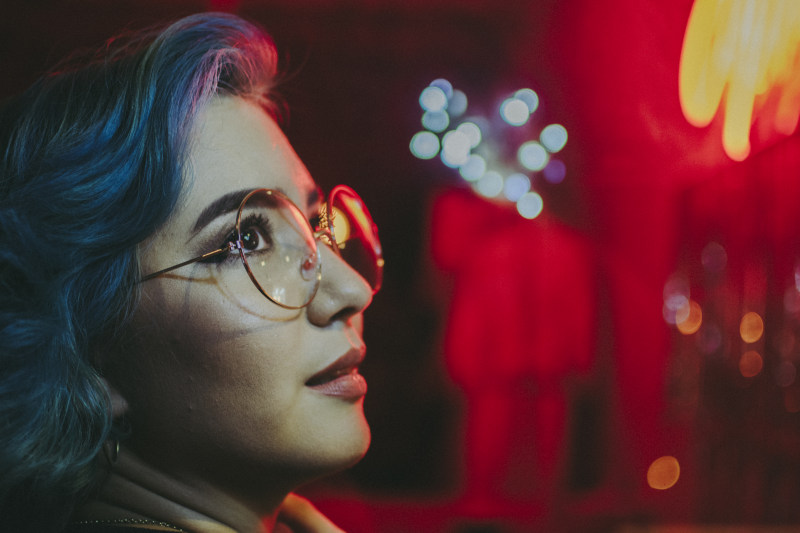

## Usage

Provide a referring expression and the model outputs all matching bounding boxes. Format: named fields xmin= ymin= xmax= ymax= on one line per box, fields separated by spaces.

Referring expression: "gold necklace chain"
xmin=70 ymin=518 xmax=189 ymax=532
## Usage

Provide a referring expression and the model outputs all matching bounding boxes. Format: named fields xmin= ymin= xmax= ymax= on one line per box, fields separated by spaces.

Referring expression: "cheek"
xmin=177 ymin=333 xmax=299 ymax=443
xmin=142 ymin=263 xmax=305 ymax=348
xmin=159 ymin=283 xmax=302 ymax=390
xmin=123 ymin=282 xmax=307 ymax=441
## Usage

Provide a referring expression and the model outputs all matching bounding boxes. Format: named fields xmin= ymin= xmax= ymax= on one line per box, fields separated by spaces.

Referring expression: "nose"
xmin=306 ymin=245 xmax=373 ymax=326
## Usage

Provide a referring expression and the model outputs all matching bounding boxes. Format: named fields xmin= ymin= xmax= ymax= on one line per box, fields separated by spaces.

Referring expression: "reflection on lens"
xmin=330 ymin=206 xmax=352 ymax=245
xmin=301 ymin=251 xmax=320 ymax=282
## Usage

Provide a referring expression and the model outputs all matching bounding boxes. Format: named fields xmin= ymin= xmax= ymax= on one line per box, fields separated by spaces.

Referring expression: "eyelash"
xmin=199 ymin=213 xmax=271 ymax=265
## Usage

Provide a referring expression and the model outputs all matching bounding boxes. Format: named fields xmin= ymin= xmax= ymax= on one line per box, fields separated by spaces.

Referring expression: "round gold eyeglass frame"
xmin=140 ymin=185 xmax=384 ymax=310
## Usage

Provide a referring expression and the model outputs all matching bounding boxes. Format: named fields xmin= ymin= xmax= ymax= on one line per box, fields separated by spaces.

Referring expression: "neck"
xmin=74 ymin=444 xmax=284 ymax=533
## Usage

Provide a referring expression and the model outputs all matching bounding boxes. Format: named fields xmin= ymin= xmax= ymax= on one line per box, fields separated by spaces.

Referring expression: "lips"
xmin=305 ymin=347 xmax=367 ymax=400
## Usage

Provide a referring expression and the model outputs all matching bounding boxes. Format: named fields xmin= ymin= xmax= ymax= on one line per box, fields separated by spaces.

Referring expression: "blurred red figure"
xmin=432 ymin=189 xmax=597 ymax=516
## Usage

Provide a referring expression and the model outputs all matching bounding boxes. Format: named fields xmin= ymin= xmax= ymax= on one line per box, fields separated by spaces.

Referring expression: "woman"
xmin=0 ymin=12 xmax=383 ymax=533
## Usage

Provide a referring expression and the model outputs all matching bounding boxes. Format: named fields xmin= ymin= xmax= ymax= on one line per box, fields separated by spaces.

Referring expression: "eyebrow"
xmin=192 ymin=188 xmax=253 ymax=234
xmin=192 ymin=186 xmax=323 ymax=234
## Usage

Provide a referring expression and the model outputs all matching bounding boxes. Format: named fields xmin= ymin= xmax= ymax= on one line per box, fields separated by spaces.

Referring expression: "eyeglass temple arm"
xmin=139 ymin=242 xmax=238 ymax=282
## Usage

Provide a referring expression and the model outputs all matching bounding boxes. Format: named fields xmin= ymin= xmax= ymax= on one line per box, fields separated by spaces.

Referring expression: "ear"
xmin=100 ymin=376 xmax=130 ymax=419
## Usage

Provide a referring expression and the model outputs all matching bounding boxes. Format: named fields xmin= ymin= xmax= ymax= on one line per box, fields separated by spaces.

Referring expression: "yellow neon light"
xmin=679 ymin=0 xmax=800 ymax=161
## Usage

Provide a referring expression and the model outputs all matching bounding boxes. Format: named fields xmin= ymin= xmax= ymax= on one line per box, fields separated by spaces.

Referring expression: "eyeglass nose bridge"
xmin=313 ymin=201 xmax=337 ymax=249
xmin=313 ymin=227 xmax=337 ymax=252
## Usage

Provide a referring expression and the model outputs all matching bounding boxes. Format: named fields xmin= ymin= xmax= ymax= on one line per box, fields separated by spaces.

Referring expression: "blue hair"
xmin=0 ymin=13 xmax=279 ymax=531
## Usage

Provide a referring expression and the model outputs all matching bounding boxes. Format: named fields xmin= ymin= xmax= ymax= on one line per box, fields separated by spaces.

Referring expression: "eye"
xmin=238 ymin=213 xmax=274 ymax=253
xmin=240 ymin=227 xmax=262 ymax=251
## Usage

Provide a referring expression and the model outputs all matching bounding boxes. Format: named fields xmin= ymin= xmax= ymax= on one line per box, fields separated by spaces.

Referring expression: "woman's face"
xmin=109 ymin=97 xmax=373 ymax=501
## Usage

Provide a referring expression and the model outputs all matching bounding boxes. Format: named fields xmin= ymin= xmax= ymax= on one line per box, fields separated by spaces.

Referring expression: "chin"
xmin=332 ymin=410 xmax=372 ymax=468
xmin=344 ymin=420 xmax=372 ymax=466
xmin=308 ymin=406 xmax=371 ymax=475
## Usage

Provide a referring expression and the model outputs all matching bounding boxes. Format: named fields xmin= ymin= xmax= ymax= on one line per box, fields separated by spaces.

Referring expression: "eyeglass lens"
xmin=328 ymin=188 xmax=383 ymax=291
xmin=237 ymin=188 xmax=382 ymax=309
xmin=237 ymin=191 xmax=321 ymax=308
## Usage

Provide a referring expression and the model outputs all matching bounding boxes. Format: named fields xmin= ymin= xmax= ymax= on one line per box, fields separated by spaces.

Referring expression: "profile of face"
xmin=105 ymin=97 xmax=374 ymax=505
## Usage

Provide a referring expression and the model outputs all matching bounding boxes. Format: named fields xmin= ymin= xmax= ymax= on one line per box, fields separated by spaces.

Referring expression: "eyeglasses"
xmin=140 ymin=185 xmax=383 ymax=309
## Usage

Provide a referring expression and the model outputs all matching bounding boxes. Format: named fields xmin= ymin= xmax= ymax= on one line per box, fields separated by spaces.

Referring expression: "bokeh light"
xmin=456 ymin=122 xmax=482 ymax=148
xmin=409 ymin=131 xmax=440 ymax=160
xmin=740 ymin=311 xmax=765 ymax=343
xmin=500 ymin=98 xmax=531 ymax=126
xmin=411 ymin=80 xmax=564 ymax=220
xmin=514 ymin=88 xmax=539 ymax=113
xmin=674 ymin=300 xmax=692 ymax=324
xmin=663 ymin=274 xmax=691 ymax=325
xmin=429 ymin=78 xmax=453 ymax=99
xmin=543 ymin=159 xmax=566 ymax=184
xmin=503 ymin=173 xmax=531 ymax=202
xmin=422 ymin=110 xmax=449 ymax=132
xmin=448 ymin=89 xmax=468 ymax=117
xmin=458 ymin=154 xmax=486 ymax=182
xmin=663 ymin=304 xmax=678 ymax=325
xmin=475 ymin=171 xmax=504 ymax=198
xmin=676 ymin=300 xmax=703 ymax=335
xmin=516 ymin=191 xmax=544 ymax=219
xmin=647 ymin=456 xmax=680 ymax=490
xmin=540 ymin=124 xmax=568 ymax=152
xmin=518 ymin=141 xmax=549 ymax=171
xmin=420 ymin=86 xmax=448 ymax=112
xmin=740 ymin=350 xmax=764 ymax=378
xmin=441 ymin=130 xmax=471 ymax=168
xmin=664 ymin=275 xmax=690 ymax=310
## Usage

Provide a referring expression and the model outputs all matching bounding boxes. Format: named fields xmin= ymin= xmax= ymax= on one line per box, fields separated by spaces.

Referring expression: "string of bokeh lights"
xmin=664 ymin=241 xmax=800 ymax=411
xmin=409 ymin=79 xmax=568 ymax=220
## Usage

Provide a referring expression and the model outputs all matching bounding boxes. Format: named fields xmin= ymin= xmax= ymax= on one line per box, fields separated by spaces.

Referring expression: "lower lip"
xmin=308 ymin=372 xmax=367 ymax=401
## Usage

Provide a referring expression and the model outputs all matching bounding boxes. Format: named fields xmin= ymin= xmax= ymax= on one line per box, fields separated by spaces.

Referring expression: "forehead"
xmin=182 ymin=97 xmax=316 ymax=217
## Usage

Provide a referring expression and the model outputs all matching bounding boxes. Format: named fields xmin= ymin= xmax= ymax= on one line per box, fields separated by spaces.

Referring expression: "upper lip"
xmin=305 ymin=346 xmax=366 ymax=386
